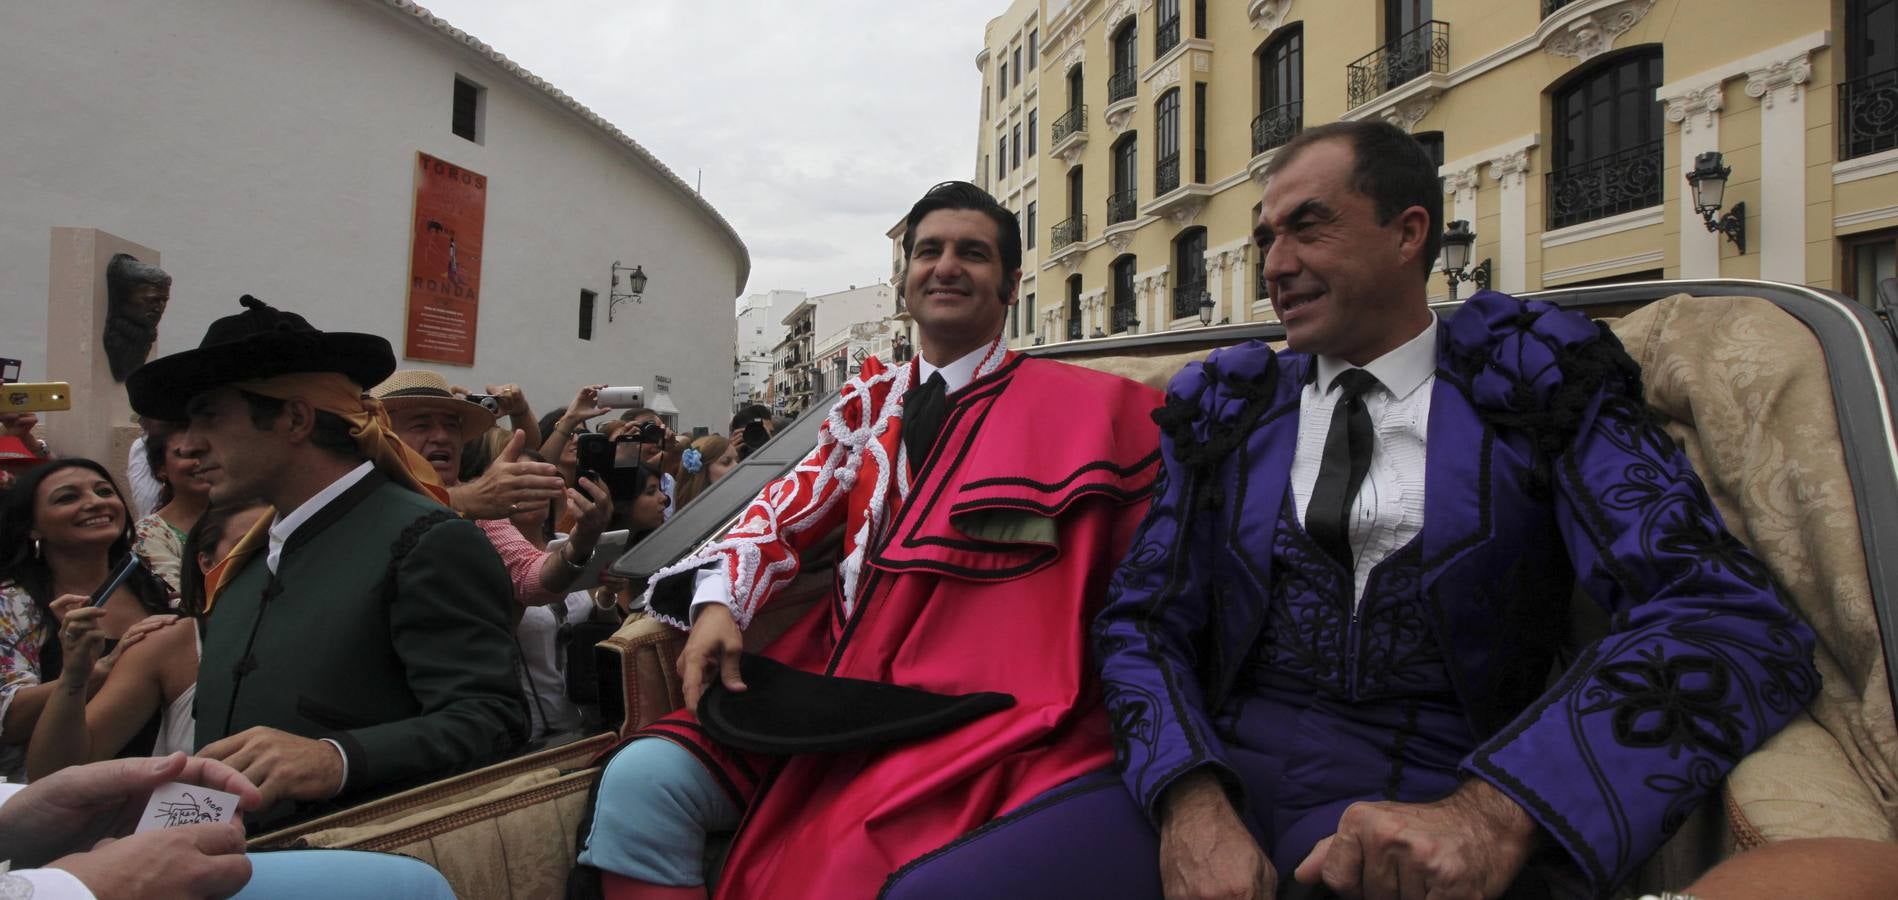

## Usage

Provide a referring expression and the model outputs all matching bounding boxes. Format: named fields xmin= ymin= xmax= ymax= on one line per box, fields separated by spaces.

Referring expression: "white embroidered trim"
xmin=645 ymin=334 xmax=1010 ymax=631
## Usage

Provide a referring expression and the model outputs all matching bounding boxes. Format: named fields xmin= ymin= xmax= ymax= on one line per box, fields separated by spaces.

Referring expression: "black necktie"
xmin=903 ymin=372 xmax=949 ymax=476
xmin=1306 ymin=369 xmax=1380 ymax=572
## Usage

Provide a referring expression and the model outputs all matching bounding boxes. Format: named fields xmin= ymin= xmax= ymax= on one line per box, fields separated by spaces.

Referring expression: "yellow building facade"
xmin=971 ymin=0 xmax=1892 ymax=348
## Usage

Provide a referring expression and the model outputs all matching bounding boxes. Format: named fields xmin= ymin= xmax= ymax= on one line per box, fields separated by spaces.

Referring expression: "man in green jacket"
xmin=127 ymin=295 xmax=527 ymax=826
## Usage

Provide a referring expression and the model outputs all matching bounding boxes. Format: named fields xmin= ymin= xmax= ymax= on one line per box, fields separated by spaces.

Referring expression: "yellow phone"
xmin=2 ymin=383 xmax=72 ymax=414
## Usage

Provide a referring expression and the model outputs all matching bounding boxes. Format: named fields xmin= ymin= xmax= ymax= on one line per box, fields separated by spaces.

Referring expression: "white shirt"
xmin=0 ymin=782 xmax=98 ymax=899
xmin=1290 ymin=318 xmax=1438 ymax=604
xmin=683 ymin=344 xmax=993 ymax=620
xmin=263 ymin=459 xmax=376 ymax=793
xmin=267 ymin=461 xmax=375 ymax=574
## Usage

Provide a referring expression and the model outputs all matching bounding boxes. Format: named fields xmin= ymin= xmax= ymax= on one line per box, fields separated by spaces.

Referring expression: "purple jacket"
xmin=1093 ymin=291 xmax=1819 ymax=892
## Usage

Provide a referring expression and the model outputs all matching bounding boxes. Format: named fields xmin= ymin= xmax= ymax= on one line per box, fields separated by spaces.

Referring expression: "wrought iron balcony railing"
xmin=1156 ymin=16 xmax=1181 ymax=57
xmin=1107 ymin=189 xmax=1139 ymax=225
xmin=1346 ymin=21 xmax=1449 ymax=109
xmin=1052 ymin=105 xmax=1088 ymax=143
xmin=1253 ymin=100 xmax=1303 ymax=154
xmin=1111 ymin=304 xmax=1139 ymax=334
xmin=1541 ymin=0 xmax=1577 ymax=16
xmin=1155 ymin=153 xmax=1181 ymax=195
xmin=1067 ymin=318 xmax=1084 ymax=341
xmin=1546 ymin=139 xmax=1663 ymax=230
xmin=1173 ymin=281 xmax=1209 ymax=320
xmin=1051 ymin=215 xmax=1087 ymax=249
xmin=1841 ymin=67 xmax=1898 ymax=161
xmin=1108 ymin=69 xmax=1138 ymax=103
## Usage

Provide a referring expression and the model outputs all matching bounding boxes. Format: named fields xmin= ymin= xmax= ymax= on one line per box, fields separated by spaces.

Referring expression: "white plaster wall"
xmin=0 ymin=0 xmax=746 ymax=433
xmin=810 ymin=285 xmax=895 ymax=341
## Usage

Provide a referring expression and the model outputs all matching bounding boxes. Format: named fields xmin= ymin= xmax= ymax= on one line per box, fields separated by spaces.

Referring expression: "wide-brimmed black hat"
xmin=127 ymin=295 xmax=395 ymax=421
xmin=699 ymin=653 xmax=1016 ymax=755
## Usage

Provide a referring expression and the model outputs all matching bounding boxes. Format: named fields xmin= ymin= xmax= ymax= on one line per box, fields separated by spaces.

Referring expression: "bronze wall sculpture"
xmin=103 ymin=253 xmax=170 ymax=382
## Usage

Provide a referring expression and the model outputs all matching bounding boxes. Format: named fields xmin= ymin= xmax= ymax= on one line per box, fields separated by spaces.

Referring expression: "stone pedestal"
xmin=44 ymin=228 xmax=159 ymax=492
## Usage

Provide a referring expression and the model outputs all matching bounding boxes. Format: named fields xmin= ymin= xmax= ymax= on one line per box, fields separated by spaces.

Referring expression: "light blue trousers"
xmin=232 ymin=849 xmax=456 ymax=898
xmin=576 ymin=737 xmax=741 ymax=886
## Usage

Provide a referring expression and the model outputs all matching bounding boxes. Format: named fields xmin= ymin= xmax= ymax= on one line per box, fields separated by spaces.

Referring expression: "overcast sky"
xmin=422 ymin=0 xmax=996 ymax=307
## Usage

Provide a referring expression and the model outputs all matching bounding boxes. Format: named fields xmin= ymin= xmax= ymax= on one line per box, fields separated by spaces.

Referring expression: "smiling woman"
xmin=0 ymin=459 xmax=177 ymax=780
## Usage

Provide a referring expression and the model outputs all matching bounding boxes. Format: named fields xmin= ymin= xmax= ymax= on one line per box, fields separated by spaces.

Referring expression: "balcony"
xmin=1111 ymin=304 xmax=1139 ymax=334
xmin=1841 ymin=67 xmax=1898 ymax=162
xmin=1346 ymin=21 xmax=1449 ymax=110
xmin=1546 ymin=139 xmax=1663 ymax=230
xmin=1155 ymin=153 xmax=1181 ymax=196
xmin=1253 ymin=100 xmax=1303 ymax=155
xmin=1051 ymin=215 xmax=1087 ymax=250
xmin=1172 ymin=280 xmax=1208 ymax=320
xmin=1108 ymin=69 xmax=1138 ymax=104
xmin=1051 ymin=105 xmax=1089 ymax=163
xmin=1156 ymin=16 xmax=1181 ymax=57
xmin=1541 ymin=0 xmax=1577 ymax=15
xmin=1107 ymin=189 xmax=1139 ymax=225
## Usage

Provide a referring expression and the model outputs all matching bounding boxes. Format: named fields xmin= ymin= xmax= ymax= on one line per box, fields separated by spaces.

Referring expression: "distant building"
xmin=734 ymin=289 xmax=805 ymax=412
xmin=772 ymin=283 xmax=895 ymax=416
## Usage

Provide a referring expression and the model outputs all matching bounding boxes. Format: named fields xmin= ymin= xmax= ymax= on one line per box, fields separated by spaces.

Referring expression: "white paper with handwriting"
xmin=135 ymin=782 xmax=241 ymax=833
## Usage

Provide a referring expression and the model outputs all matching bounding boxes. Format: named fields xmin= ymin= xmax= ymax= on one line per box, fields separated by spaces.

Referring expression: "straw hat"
xmin=369 ymin=370 xmax=497 ymax=442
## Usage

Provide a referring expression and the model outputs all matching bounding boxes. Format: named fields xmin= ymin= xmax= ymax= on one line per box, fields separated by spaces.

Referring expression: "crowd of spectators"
xmin=0 ymin=359 xmax=766 ymax=895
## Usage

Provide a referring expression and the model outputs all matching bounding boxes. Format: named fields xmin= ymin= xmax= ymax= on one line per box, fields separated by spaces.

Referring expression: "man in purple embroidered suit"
xmin=876 ymin=121 xmax=1819 ymax=900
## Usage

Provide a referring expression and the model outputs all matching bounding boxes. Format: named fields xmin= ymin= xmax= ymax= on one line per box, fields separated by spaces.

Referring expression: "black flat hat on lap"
xmin=127 ymin=295 xmax=396 ymax=421
xmin=698 ymin=653 xmax=1016 ymax=755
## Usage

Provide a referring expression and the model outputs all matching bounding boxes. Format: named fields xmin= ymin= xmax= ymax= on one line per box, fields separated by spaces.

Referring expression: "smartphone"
xmin=576 ymin=432 xmax=614 ymax=486
xmin=597 ymin=386 xmax=644 ymax=409
xmin=2 ymin=382 xmax=72 ymax=414
xmin=0 ymin=358 xmax=20 ymax=384
xmin=90 ymin=553 xmax=143 ymax=608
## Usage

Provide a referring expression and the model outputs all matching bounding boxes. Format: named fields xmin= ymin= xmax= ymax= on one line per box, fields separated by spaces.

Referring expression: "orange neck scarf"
xmin=202 ymin=372 xmax=453 ymax=612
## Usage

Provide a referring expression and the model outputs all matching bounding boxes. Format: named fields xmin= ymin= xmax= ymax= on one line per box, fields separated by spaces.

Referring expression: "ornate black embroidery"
xmin=1101 ymin=680 xmax=1161 ymax=779
xmin=1581 ymin=646 xmax=1746 ymax=761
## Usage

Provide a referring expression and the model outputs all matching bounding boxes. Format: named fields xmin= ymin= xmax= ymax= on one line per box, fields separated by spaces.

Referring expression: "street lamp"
xmin=609 ymin=261 xmax=648 ymax=322
xmin=1197 ymin=294 xmax=1216 ymax=326
xmin=1440 ymin=220 xmax=1492 ymax=302
xmin=1686 ymin=151 xmax=1747 ymax=255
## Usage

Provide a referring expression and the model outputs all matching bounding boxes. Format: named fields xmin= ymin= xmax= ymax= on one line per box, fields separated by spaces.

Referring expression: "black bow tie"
xmin=903 ymin=372 xmax=949 ymax=476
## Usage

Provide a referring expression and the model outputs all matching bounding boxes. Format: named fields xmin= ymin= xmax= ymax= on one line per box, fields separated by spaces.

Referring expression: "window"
xmin=1414 ymin=130 xmax=1445 ymax=192
xmin=1067 ymin=275 xmax=1084 ymax=341
xmin=1026 ymin=201 xmax=1037 ymax=250
xmin=1157 ymin=0 xmax=1181 ymax=57
xmin=1028 ymin=109 xmax=1038 ymax=156
xmin=1386 ymin=0 xmax=1432 ymax=44
xmin=1156 ymin=89 xmax=1181 ymax=195
xmin=1000 ymin=62 xmax=1008 ymax=99
xmin=1111 ymin=255 xmax=1139 ymax=333
xmin=1110 ymin=23 xmax=1139 ymax=103
xmin=1380 ymin=0 xmax=1437 ymax=93
xmin=1013 ymin=123 xmax=1022 ymax=169
xmin=1067 ymin=166 xmax=1084 ymax=221
xmin=1173 ymin=228 xmax=1208 ymax=320
xmin=1548 ymin=48 xmax=1664 ymax=229
xmin=1256 ymin=26 xmax=1304 ymax=154
xmin=1194 ymin=0 xmax=1207 ymax=39
xmin=451 ymin=77 xmax=483 ymax=142
xmin=1025 ymin=292 xmax=1036 ymax=335
xmin=578 ymin=289 xmax=596 ymax=340
xmin=1845 ymin=228 xmax=1898 ymax=306
xmin=1011 ymin=298 xmax=1021 ymax=338
xmin=1110 ymin=135 xmax=1138 ymax=224
xmin=1843 ymin=0 xmax=1898 ymax=159
xmin=999 ymin=136 xmax=1008 ymax=174
xmin=1014 ymin=47 xmax=1023 ymax=86
xmin=1068 ymin=65 xmax=1085 ymax=115
xmin=1029 ymin=28 xmax=1038 ymax=60
xmin=1193 ymin=83 xmax=1207 ymax=183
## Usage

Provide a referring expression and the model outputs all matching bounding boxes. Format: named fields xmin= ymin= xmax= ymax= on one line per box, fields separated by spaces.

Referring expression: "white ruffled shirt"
xmin=683 ymin=344 xmax=991 ymax=621
xmin=1290 ymin=318 xmax=1438 ymax=605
